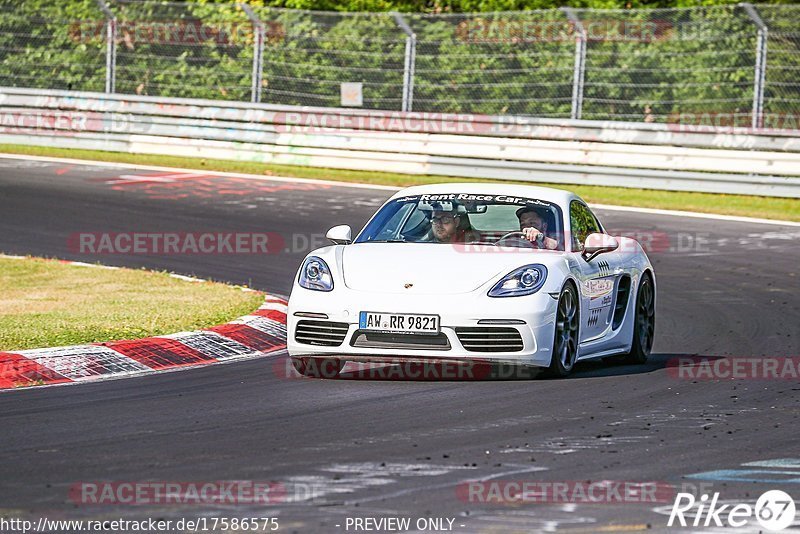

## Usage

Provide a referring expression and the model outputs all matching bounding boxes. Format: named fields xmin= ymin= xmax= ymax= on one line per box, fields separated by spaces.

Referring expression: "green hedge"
xmin=0 ymin=0 xmax=797 ymax=123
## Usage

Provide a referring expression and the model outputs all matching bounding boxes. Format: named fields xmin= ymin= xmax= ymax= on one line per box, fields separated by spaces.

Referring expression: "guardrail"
xmin=1 ymin=87 xmax=799 ymax=198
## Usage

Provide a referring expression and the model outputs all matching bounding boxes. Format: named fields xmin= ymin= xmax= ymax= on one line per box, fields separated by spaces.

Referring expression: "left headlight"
xmin=298 ymin=256 xmax=334 ymax=292
xmin=488 ymin=264 xmax=547 ymax=297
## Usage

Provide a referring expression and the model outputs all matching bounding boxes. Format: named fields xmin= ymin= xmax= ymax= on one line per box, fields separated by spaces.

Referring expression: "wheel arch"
xmin=640 ymin=268 xmax=656 ymax=307
xmin=560 ymin=275 xmax=580 ymax=296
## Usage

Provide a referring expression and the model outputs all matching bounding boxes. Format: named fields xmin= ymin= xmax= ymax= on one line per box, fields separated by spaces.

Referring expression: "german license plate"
xmin=359 ymin=312 xmax=440 ymax=335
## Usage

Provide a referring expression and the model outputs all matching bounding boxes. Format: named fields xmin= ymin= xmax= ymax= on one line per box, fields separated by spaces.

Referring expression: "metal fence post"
xmin=741 ymin=3 xmax=768 ymax=129
xmin=392 ymin=12 xmax=416 ymax=112
xmin=240 ymin=4 xmax=265 ymax=104
xmin=561 ymin=7 xmax=586 ymax=120
xmin=95 ymin=0 xmax=116 ymax=94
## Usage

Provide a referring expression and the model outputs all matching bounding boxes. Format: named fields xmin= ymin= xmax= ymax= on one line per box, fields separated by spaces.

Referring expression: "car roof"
xmin=388 ymin=182 xmax=583 ymax=208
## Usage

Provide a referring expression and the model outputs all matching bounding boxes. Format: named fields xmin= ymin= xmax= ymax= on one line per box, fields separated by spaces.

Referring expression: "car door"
xmin=569 ymin=201 xmax=620 ymax=343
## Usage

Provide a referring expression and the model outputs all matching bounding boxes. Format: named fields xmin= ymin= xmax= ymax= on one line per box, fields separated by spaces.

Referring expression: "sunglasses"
xmin=431 ymin=215 xmax=457 ymax=225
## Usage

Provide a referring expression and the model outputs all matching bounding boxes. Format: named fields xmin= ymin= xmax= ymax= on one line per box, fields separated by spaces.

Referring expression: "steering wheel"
xmin=494 ymin=231 xmax=536 ymax=248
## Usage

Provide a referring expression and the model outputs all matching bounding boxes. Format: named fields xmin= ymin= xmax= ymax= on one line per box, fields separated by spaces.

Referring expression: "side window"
xmin=570 ymin=201 xmax=601 ymax=251
xmin=371 ymin=203 xmax=413 ymax=241
xmin=399 ymin=207 xmax=430 ymax=240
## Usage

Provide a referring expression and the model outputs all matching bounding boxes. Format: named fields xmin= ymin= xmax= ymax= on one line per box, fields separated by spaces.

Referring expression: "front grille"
xmin=455 ymin=327 xmax=524 ymax=352
xmin=294 ymin=320 xmax=349 ymax=347
xmin=350 ymin=331 xmax=451 ymax=351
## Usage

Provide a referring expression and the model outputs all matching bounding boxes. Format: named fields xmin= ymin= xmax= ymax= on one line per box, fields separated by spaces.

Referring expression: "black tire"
xmin=624 ymin=273 xmax=655 ymax=364
xmin=291 ymin=357 xmax=344 ymax=378
xmin=548 ymin=282 xmax=580 ymax=378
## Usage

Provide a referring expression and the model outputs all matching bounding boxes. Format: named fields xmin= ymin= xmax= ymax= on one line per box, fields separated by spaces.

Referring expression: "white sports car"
xmin=287 ymin=183 xmax=655 ymax=378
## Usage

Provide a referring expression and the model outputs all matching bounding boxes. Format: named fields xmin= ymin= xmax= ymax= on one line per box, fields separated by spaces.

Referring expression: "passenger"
xmin=516 ymin=206 xmax=559 ymax=250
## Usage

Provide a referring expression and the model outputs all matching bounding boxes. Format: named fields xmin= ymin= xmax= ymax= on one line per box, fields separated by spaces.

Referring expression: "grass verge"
xmin=1 ymin=144 xmax=798 ymax=222
xmin=0 ymin=256 xmax=264 ymax=351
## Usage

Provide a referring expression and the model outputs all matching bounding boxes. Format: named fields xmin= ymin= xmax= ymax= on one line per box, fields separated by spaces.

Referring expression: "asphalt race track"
xmin=1 ymin=155 xmax=799 ymax=533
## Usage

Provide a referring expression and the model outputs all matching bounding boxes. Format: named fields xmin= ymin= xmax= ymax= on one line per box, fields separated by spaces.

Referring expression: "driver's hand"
xmin=522 ymin=227 xmax=541 ymax=242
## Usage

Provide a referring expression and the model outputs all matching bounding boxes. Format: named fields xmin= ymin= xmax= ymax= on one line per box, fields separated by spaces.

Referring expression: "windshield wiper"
xmin=368 ymin=238 xmax=407 ymax=243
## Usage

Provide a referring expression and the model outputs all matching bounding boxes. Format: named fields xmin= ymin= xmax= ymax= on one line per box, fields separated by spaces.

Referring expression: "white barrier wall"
xmin=1 ymin=87 xmax=799 ymax=198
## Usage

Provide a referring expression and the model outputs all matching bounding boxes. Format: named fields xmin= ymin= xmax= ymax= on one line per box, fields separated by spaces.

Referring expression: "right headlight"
xmin=298 ymin=256 xmax=334 ymax=292
xmin=488 ymin=264 xmax=547 ymax=297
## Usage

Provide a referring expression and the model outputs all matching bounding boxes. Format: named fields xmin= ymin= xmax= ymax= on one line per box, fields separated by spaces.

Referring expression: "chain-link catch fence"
xmin=0 ymin=0 xmax=797 ymax=127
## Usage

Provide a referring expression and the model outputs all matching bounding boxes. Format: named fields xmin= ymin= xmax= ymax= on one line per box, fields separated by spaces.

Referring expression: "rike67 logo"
xmin=668 ymin=490 xmax=796 ymax=531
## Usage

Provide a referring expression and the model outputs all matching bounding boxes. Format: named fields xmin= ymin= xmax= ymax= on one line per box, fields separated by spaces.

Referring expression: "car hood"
xmin=341 ymin=243 xmax=558 ymax=294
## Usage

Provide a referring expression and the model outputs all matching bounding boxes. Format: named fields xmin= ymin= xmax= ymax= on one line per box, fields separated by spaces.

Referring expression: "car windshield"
xmin=355 ymin=193 xmax=564 ymax=250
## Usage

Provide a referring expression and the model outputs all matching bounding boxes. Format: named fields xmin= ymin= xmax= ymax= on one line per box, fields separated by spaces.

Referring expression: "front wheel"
xmin=624 ymin=273 xmax=655 ymax=364
xmin=548 ymin=283 xmax=580 ymax=378
xmin=291 ymin=357 xmax=344 ymax=378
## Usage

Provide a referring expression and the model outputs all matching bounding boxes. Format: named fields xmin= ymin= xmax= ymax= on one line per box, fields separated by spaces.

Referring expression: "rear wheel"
xmin=624 ymin=273 xmax=655 ymax=364
xmin=548 ymin=283 xmax=579 ymax=378
xmin=291 ymin=357 xmax=344 ymax=378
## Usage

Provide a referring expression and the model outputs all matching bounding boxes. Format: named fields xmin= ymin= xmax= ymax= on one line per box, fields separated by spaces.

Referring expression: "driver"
xmin=430 ymin=206 xmax=467 ymax=243
xmin=516 ymin=206 xmax=558 ymax=250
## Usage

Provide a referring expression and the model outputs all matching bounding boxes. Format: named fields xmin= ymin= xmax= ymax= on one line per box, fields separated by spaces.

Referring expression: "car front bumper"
xmin=287 ymin=286 xmax=559 ymax=368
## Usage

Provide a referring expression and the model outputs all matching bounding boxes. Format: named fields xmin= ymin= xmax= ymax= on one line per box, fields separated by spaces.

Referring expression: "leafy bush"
xmin=0 ymin=0 xmax=796 ymax=122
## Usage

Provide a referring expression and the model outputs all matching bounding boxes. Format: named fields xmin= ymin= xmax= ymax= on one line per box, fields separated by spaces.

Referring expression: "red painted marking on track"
xmin=101 ymin=172 xmax=212 ymax=186
xmin=207 ymin=324 xmax=286 ymax=352
xmin=103 ymin=338 xmax=217 ymax=369
xmin=94 ymin=173 xmax=331 ymax=201
xmin=0 ymin=352 xmax=71 ymax=388
xmin=55 ymin=166 xmax=73 ymax=175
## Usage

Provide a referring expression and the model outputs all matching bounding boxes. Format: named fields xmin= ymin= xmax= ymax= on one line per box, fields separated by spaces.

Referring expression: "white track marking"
xmin=1 ymin=152 xmax=797 ymax=226
xmin=0 ymin=153 xmax=397 ymax=190
xmin=18 ymin=345 xmax=151 ymax=380
xmin=592 ymin=203 xmax=800 ymax=227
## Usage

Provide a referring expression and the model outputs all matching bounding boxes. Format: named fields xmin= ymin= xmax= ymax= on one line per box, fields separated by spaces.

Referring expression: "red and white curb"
xmin=0 ymin=258 xmax=288 ymax=390
xmin=0 ymin=297 xmax=287 ymax=390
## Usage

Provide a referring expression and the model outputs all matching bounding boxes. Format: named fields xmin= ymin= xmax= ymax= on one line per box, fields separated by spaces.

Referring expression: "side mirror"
xmin=582 ymin=233 xmax=618 ymax=262
xmin=326 ymin=224 xmax=352 ymax=245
